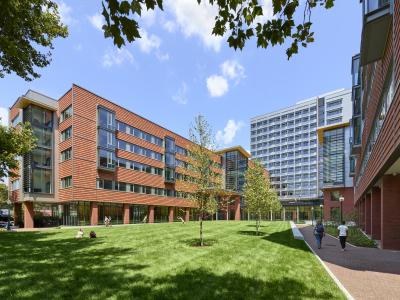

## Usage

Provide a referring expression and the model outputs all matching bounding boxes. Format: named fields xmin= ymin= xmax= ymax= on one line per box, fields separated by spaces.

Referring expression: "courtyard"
xmin=0 ymin=221 xmax=345 ymax=299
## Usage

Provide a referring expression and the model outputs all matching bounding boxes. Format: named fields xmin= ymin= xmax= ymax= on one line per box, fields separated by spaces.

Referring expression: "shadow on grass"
xmin=0 ymin=230 xmax=343 ymax=299
xmin=181 ymin=238 xmax=218 ymax=247
xmin=237 ymin=230 xmax=266 ymax=236
xmin=246 ymin=224 xmax=268 ymax=228
xmin=261 ymin=229 xmax=310 ymax=252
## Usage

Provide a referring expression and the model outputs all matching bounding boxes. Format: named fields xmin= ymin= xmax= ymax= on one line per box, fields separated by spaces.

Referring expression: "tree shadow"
xmin=237 ymin=230 xmax=266 ymax=236
xmin=246 ymin=224 xmax=268 ymax=228
xmin=181 ymin=238 xmax=218 ymax=247
xmin=262 ymin=229 xmax=310 ymax=252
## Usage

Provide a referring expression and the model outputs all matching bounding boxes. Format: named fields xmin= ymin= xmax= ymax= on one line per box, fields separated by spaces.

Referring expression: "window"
xmin=98 ymin=107 xmax=115 ymax=129
xmin=12 ymin=113 xmax=21 ymax=127
xmin=98 ymin=149 xmax=116 ymax=169
xmin=116 ymin=121 xmax=162 ymax=146
xmin=61 ymin=176 xmax=72 ymax=188
xmin=61 ymin=127 xmax=72 ymax=141
xmin=61 ymin=148 xmax=72 ymax=161
xmin=11 ymin=180 xmax=20 ymax=191
xmin=60 ymin=105 xmax=72 ymax=122
xmin=176 ymin=145 xmax=188 ymax=156
xmin=330 ymin=191 xmax=340 ymax=201
xmin=116 ymin=139 xmax=163 ymax=161
xmin=98 ymin=129 xmax=116 ymax=149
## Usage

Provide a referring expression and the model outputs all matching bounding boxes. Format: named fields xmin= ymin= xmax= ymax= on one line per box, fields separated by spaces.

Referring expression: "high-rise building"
xmin=8 ymin=85 xmax=252 ymax=228
xmin=250 ymin=89 xmax=352 ymax=220
xmin=351 ymin=0 xmax=400 ymax=250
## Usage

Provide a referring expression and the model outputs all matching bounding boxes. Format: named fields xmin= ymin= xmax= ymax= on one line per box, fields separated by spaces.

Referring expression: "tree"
xmin=188 ymin=115 xmax=221 ymax=246
xmin=0 ymin=183 xmax=8 ymax=205
xmin=0 ymin=1 xmax=336 ymax=81
xmin=0 ymin=0 xmax=68 ymax=81
xmin=0 ymin=120 xmax=37 ymax=180
xmin=244 ymin=160 xmax=280 ymax=235
xmin=101 ymin=0 xmax=335 ymax=58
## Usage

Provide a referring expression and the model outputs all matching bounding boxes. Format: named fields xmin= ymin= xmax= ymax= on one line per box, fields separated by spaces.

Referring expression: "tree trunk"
xmin=200 ymin=215 xmax=203 ymax=246
xmin=256 ymin=213 xmax=260 ymax=235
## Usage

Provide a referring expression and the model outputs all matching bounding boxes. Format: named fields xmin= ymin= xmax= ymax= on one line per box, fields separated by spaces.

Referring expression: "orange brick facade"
xmin=9 ymin=85 xmax=248 ymax=228
xmin=351 ymin=1 xmax=400 ymax=250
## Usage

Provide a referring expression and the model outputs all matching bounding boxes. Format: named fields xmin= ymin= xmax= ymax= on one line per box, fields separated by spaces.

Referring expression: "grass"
xmin=324 ymin=225 xmax=376 ymax=248
xmin=0 ymin=221 xmax=345 ymax=300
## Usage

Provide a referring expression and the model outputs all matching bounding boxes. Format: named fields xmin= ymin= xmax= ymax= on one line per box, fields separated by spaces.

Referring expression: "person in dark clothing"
xmin=314 ymin=220 xmax=325 ymax=249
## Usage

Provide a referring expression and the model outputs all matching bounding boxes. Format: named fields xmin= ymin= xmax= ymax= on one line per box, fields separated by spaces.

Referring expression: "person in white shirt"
xmin=337 ymin=221 xmax=348 ymax=251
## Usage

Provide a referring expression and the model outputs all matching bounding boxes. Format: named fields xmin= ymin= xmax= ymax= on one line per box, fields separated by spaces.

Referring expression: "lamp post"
xmin=339 ymin=196 xmax=344 ymax=224
xmin=6 ymin=199 xmax=11 ymax=231
xmin=311 ymin=207 xmax=314 ymax=226
xmin=320 ymin=204 xmax=324 ymax=222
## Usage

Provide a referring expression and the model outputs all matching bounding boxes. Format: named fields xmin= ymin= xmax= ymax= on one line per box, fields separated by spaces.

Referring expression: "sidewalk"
xmin=299 ymin=225 xmax=400 ymax=300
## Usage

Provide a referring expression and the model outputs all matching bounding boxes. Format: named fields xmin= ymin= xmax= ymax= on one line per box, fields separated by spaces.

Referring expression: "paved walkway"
xmin=299 ymin=225 xmax=400 ymax=300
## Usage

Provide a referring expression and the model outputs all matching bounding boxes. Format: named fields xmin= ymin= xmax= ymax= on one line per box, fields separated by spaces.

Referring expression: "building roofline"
xmin=216 ymin=145 xmax=251 ymax=158
xmin=250 ymin=88 xmax=351 ymax=122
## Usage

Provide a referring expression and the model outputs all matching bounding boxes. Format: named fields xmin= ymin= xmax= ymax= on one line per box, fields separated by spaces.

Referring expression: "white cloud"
xmin=156 ymin=52 xmax=170 ymax=61
xmin=58 ymin=1 xmax=75 ymax=26
xmin=88 ymin=13 xmax=104 ymax=31
xmin=138 ymin=29 xmax=161 ymax=53
xmin=0 ymin=107 xmax=8 ymax=126
xmin=216 ymin=120 xmax=245 ymax=145
xmin=162 ymin=20 xmax=176 ymax=33
xmin=220 ymin=60 xmax=245 ymax=82
xmin=206 ymin=75 xmax=229 ymax=97
xmin=141 ymin=8 xmax=157 ymax=27
xmin=172 ymin=82 xmax=188 ymax=104
xmin=102 ymin=48 xmax=134 ymax=68
xmin=165 ymin=0 xmax=223 ymax=52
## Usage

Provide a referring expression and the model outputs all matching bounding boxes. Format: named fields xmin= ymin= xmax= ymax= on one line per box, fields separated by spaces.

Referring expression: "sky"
xmin=0 ymin=0 xmax=362 ymax=152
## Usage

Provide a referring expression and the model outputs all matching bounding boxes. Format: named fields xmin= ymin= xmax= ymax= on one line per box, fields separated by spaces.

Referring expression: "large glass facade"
xmin=33 ymin=203 xmax=61 ymax=227
xmin=23 ymin=105 xmax=53 ymax=194
xmin=164 ymin=136 xmax=176 ymax=183
xmin=154 ymin=206 xmax=169 ymax=223
xmin=130 ymin=205 xmax=148 ymax=223
xmin=323 ymin=128 xmax=345 ymax=186
xmin=97 ymin=107 xmax=116 ymax=171
xmin=62 ymin=202 xmax=91 ymax=226
xmin=98 ymin=202 xmax=123 ymax=224
xmin=224 ymin=150 xmax=248 ymax=192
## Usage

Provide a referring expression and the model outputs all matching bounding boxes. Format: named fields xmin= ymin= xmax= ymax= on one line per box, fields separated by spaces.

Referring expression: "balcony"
xmin=361 ymin=0 xmax=392 ymax=65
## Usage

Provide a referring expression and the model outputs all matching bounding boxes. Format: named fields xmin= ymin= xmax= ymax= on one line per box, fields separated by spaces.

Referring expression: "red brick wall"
xmin=322 ymin=187 xmax=354 ymax=221
xmin=354 ymin=4 xmax=400 ymax=203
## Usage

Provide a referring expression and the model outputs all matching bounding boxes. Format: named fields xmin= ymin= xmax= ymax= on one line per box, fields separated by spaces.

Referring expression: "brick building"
xmin=8 ymin=85 xmax=250 ymax=228
xmin=350 ymin=0 xmax=400 ymax=250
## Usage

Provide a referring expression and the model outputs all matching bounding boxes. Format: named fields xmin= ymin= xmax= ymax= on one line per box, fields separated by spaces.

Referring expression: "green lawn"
xmin=0 ymin=221 xmax=345 ymax=299
xmin=324 ymin=225 xmax=376 ymax=248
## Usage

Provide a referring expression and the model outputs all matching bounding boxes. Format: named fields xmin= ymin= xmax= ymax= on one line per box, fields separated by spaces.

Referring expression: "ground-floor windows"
xmin=62 ymin=202 xmax=90 ymax=226
xmin=98 ymin=202 xmax=123 ymax=225
xmin=130 ymin=205 xmax=148 ymax=223
xmin=33 ymin=203 xmax=62 ymax=227
xmin=154 ymin=206 xmax=169 ymax=223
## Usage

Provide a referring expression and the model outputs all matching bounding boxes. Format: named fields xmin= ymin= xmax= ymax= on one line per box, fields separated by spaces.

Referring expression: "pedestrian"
xmin=313 ymin=220 xmax=325 ymax=249
xmin=337 ymin=221 xmax=349 ymax=251
xmin=104 ymin=216 xmax=109 ymax=227
xmin=75 ymin=228 xmax=84 ymax=238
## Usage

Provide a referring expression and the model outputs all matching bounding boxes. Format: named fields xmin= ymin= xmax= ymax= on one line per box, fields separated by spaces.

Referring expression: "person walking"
xmin=337 ymin=221 xmax=349 ymax=251
xmin=314 ymin=220 xmax=325 ymax=249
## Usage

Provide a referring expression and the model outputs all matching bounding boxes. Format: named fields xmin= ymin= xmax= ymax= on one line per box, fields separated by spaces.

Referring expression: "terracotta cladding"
xmin=9 ymin=106 xmax=21 ymax=124
xmin=58 ymin=89 xmax=72 ymax=113
xmin=58 ymin=85 xmax=205 ymax=207
xmin=355 ymin=6 xmax=400 ymax=202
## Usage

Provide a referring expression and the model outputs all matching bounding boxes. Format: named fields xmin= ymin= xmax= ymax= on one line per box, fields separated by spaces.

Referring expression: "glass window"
xmin=61 ymin=176 xmax=72 ymax=189
xmin=31 ymin=168 xmax=52 ymax=193
xmin=32 ymin=148 xmax=52 ymax=167
xmin=165 ymin=153 xmax=175 ymax=167
xmin=98 ymin=129 xmax=116 ymax=149
xmin=31 ymin=105 xmax=53 ymax=128
xmin=98 ymin=149 xmax=116 ymax=169
xmin=165 ymin=137 xmax=175 ymax=153
xmin=165 ymin=167 xmax=175 ymax=182
xmin=61 ymin=127 xmax=72 ymax=142
xmin=98 ymin=107 xmax=115 ymax=129
xmin=33 ymin=126 xmax=52 ymax=147
xmin=60 ymin=105 xmax=72 ymax=123
xmin=12 ymin=113 xmax=22 ymax=127
xmin=60 ymin=148 xmax=72 ymax=162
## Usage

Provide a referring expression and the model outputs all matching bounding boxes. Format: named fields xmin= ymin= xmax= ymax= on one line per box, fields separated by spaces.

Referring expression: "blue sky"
xmin=0 ymin=0 xmax=362 ymax=151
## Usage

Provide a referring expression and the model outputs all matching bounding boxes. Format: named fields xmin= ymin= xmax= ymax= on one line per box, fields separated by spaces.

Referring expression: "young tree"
xmin=0 ymin=120 xmax=37 ymax=180
xmin=0 ymin=0 xmax=68 ymax=81
xmin=188 ymin=115 xmax=221 ymax=246
xmin=244 ymin=160 xmax=280 ymax=235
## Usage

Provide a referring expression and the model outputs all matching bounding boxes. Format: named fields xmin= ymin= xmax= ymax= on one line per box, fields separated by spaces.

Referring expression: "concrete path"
xmin=299 ymin=225 xmax=400 ymax=300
